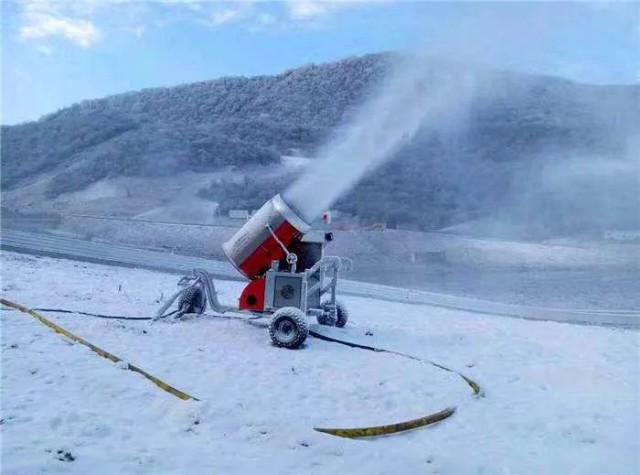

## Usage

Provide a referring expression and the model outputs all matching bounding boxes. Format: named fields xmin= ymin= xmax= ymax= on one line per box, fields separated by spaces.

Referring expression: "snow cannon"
xmin=222 ymin=194 xmax=349 ymax=349
xmin=223 ymin=194 xmax=311 ymax=283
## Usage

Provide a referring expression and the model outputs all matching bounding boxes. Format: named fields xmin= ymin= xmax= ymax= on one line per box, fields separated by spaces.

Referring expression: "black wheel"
xmin=318 ymin=300 xmax=349 ymax=327
xmin=269 ymin=307 xmax=309 ymax=349
xmin=334 ymin=300 xmax=349 ymax=328
xmin=317 ymin=302 xmax=337 ymax=326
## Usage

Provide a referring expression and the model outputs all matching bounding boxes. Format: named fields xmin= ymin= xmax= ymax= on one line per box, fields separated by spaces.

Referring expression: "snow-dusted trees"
xmin=3 ymin=53 xmax=391 ymax=194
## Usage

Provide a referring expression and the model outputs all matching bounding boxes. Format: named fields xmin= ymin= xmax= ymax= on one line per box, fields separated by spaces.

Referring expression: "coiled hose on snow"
xmin=155 ymin=269 xmax=230 ymax=320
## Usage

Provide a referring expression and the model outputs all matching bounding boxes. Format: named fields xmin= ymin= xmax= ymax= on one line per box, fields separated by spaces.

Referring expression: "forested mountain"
xmin=2 ymin=54 xmax=391 ymax=193
xmin=2 ymin=53 xmax=637 ymax=232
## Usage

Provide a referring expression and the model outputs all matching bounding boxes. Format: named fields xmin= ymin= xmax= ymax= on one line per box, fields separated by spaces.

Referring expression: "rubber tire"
xmin=269 ymin=307 xmax=309 ymax=349
xmin=318 ymin=300 xmax=349 ymax=327
xmin=317 ymin=303 xmax=337 ymax=326
xmin=334 ymin=300 xmax=349 ymax=328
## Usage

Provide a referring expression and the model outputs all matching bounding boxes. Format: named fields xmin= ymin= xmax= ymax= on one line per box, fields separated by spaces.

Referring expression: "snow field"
xmin=1 ymin=251 xmax=638 ymax=474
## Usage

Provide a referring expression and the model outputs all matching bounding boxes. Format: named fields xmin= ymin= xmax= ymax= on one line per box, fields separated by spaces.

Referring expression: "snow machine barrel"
xmin=222 ymin=194 xmax=311 ymax=280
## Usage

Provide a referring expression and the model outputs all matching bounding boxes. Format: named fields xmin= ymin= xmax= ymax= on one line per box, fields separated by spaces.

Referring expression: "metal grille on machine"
xmin=274 ymin=276 xmax=302 ymax=308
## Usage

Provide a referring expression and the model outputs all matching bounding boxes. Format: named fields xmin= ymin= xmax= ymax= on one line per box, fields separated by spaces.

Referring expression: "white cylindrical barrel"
xmin=222 ymin=195 xmax=311 ymax=280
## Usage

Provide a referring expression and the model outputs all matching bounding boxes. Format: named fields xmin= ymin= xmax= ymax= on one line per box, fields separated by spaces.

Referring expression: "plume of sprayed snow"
xmin=283 ymin=55 xmax=480 ymax=223
xmin=504 ymin=152 xmax=640 ymax=238
xmin=283 ymin=3 xmax=639 ymax=239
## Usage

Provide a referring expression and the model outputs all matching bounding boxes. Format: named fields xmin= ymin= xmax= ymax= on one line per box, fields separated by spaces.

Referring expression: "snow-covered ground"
xmin=1 ymin=251 xmax=638 ymax=474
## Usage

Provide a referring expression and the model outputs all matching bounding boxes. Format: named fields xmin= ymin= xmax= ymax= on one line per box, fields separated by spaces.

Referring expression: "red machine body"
xmin=223 ymin=195 xmax=311 ymax=311
xmin=234 ymin=220 xmax=300 ymax=282
xmin=239 ymin=278 xmax=266 ymax=311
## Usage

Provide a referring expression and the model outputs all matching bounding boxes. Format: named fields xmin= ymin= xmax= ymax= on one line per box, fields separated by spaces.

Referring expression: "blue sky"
xmin=2 ymin=1 xmax=638 ymax=125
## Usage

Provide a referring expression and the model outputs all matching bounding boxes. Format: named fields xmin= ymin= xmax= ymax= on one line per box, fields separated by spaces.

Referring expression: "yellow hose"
xmin=314 ymin=406 xmax=456 ymax=438
xmin=1 ymin=298 xmax=198 ymax=401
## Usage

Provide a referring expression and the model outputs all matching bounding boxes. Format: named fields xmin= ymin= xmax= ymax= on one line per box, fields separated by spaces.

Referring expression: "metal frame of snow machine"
xmin=159 ymin=198 xmax=350 ymax=349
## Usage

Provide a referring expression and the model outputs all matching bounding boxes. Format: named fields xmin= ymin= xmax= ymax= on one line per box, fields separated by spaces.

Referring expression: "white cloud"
xmin=18 ymin=0 xmax=101 ymax=48
xmin=285 ymin=0 xmax=384 ymax=22
xmin=206 ymin=2 xmax=259 ymax=27
xmin=15 ymin=0 xmax=381 ymax=48
xmin=288 ymin=1 xmax=329 ymax=20
xmin=20 ymin=16 xmax=100 ymax=47
xmin=37 ymin=45 xmax=54 ymax=56
xmin=211 ymin=8 xmax=246 ymax=25
xmin=161 ymin=0 xmax=204 ymax=8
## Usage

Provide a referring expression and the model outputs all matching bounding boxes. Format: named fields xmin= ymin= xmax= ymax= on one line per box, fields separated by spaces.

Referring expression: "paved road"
xmin=2 ymin=229 xmax=638 ymax=328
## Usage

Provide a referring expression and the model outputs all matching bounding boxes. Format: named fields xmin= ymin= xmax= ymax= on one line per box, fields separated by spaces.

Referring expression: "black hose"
xmin=31 ymin=307 xmax=262 ymax=322
xmin=32 ymin=308 xmax=157 ymax=321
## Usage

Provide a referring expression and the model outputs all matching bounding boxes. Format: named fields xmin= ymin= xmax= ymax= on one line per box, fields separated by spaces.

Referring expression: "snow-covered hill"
xmin=1 ymin=251 xmax=638 ymax=474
